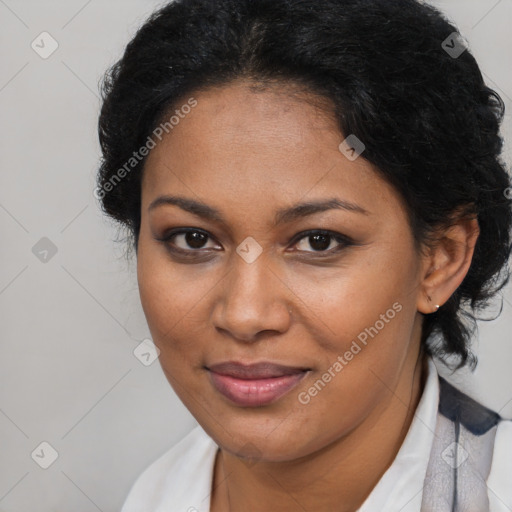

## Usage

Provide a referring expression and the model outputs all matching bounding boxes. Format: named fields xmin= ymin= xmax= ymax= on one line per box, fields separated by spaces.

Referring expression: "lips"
xmin=207 ymin=361 xmax=309 ymax=407
xmin=208 ymin=361 xmax=307 ymax=379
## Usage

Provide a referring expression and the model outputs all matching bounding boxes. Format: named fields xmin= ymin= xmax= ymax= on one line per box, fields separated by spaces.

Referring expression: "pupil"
xmin=186 ymin=231 xmax=207 ymax=249
xmin=310 ymin=234 xmax=330 ymax=251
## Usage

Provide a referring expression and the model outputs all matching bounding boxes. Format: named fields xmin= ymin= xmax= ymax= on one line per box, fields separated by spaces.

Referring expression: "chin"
xmin=206 ymin=412 xmax=322 ymax=463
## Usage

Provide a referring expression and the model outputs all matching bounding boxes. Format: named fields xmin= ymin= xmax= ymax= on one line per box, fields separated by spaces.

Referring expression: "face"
xmin=137 ymin=80 xmax=426 ymax=462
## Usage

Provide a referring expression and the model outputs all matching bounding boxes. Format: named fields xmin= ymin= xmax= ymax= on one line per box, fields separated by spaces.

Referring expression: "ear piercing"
xmin=427 ymin=295 xmax=440 ymax=312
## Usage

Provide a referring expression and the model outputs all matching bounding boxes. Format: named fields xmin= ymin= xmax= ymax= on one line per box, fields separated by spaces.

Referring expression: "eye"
xmin=291 ymin=229 xmax=353 ymax=255
xmin=156 ymin=228 xmax=220 ymax=255
xmin=155 ymin=228 xmax=353 ymax=258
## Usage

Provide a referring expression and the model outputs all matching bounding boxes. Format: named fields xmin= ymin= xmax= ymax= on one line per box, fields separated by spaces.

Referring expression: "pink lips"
xmin=207 ymin=361 xmax=308 ymax=407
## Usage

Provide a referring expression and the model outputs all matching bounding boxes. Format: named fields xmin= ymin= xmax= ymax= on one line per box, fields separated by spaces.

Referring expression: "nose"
xmin=211 ymin=255 xmax=292 ymax=343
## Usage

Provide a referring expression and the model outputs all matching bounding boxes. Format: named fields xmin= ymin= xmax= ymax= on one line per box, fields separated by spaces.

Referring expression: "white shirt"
xmin=121 ymin=357 xmax=512 ymax=512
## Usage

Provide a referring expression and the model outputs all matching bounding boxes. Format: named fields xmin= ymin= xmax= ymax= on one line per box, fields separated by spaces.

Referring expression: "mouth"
xmin=206 ymin=361 xmax=310 ymax=407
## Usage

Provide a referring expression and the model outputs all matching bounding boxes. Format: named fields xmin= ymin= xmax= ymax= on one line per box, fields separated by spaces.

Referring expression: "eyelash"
xmin=155 ymin=228 xmax=354 ymax=258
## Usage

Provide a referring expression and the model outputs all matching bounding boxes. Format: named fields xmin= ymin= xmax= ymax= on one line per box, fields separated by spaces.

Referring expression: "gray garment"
xmin=421 ymin=377 xmax=501 ymax=511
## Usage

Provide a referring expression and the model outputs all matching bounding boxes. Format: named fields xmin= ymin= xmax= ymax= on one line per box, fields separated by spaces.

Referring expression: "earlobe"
xmin=417 ymin=217 xmax=480 ymax=315
xmin=417 ymin=289 xmax=441 ymax=315
xmin=426 ymin=294 xmax=440 ymax=313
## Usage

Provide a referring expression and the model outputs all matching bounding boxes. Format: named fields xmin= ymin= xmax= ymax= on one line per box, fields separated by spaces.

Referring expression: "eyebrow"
xmin=148 ymin=195 xmax=370 ymax=225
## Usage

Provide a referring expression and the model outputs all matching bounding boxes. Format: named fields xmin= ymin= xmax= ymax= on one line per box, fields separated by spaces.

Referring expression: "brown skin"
xmin=136 ymin=80 xmax=480 ymax=512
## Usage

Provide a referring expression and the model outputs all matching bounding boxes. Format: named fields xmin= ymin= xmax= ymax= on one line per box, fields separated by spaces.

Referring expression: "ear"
xmin=417 ymin=216 xmax=480 ymax=314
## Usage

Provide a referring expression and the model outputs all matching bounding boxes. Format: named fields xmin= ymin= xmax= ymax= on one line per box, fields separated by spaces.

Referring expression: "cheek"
xmin=285 ymin=242 xmax=417 ymax=350
xmin=136 ymin=237 xmax=207 ymax=358
xmin=288 ymin=245 xmax=419 ymax=402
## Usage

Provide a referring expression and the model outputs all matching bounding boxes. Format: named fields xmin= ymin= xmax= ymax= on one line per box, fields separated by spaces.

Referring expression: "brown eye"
xmin=292 ymin=230 xmax=353 ymax=255
xmin=179 ymin=230 xmax=209 ymax=249
xmin=156 ymin=228 xmax=219 ymax=254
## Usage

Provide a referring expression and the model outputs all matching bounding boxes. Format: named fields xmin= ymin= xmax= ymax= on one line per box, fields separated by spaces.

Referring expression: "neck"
xmin=211 ymin=348 xmax=428 ymax=512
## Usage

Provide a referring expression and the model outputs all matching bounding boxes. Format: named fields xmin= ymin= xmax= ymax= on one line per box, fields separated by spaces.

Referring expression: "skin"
xmin=136 ymin=79 xmax=480 ymax=512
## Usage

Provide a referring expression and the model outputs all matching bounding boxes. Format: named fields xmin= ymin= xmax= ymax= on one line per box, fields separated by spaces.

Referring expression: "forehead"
xmin=140 ymin=80 xmax=404 ymax=224
xmin=144 ymin=80 xmax=340 ymax=172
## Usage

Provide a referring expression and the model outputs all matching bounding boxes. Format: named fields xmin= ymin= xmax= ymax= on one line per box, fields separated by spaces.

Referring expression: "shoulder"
xmin=438 ymin=376 xmax=512 ymax=510
xmin=488 ymin=418 xmax=512 ymax=511
xmin=121 ymin=425 xmax=219 ymax=512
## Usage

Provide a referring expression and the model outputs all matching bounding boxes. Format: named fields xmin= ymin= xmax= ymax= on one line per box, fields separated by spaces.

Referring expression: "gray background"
xmin=0 ymin=1 xmax=511 ymax=510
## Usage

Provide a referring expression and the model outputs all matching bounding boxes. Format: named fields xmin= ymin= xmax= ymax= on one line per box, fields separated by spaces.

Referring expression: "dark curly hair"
xmin=96 ymin=0 xmax=512 ymax=370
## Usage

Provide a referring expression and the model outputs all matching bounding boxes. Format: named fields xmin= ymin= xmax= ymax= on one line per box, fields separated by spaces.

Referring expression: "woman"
xmin=96 ymin=0 xmax=512 ymax=510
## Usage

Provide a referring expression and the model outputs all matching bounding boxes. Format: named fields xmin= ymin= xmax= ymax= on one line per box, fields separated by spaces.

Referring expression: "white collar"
xmin=358 ymin=356 xmax=440 ymax=511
